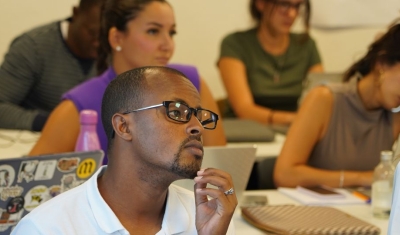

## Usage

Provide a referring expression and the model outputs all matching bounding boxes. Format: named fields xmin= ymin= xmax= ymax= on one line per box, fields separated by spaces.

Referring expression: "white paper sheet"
xmin=278 ymin=187 xmax=366 ymax=205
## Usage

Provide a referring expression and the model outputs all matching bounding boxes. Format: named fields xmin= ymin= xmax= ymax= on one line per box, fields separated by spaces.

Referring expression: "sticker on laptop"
xmin=49 ymin=185 xmax=61 ymax=198
xmin=17 ymin=160 xmax=39 ymax=183
xmin=24 ymin=185 xmax=50 ymax=212
xmin=61 ymin=174 xmax=83 ymax=193
xmin=57 ymin=157 xmax=80 ymax=172
xmin=0 ymin=207 xmax=23 ymax=231
xmin=0 ymin=165 xmax=15 ymax=188
xmin=6 ymin=196 xmax=24 ymax=214
xmin=34 ymin=160 xmax=57 ymax=181
xmin=0 ymin=186 xmax=24 ymax=201
xmin=76 ymin=158 xmax=97 ymax=179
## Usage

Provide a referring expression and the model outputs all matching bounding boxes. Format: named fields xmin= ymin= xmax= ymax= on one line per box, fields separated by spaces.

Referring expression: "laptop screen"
xmin=173 ymin=146 xmax=257 ymax=204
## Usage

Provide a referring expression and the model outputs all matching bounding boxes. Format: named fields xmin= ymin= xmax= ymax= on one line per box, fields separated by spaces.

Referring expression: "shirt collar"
xmin=87 ymin=167 xmax=192 ymax=235
xmin=87 ymin=166 xmax=128 ymax=234
xmin=159 ymin=185 xmax=191 ymax=234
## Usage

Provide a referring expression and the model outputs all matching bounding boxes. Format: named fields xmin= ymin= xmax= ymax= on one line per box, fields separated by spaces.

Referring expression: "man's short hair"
xmin=101 ymin=66 xmax=188 ymax=151
xmin=79 ymin=0 xmax=103 ymax=11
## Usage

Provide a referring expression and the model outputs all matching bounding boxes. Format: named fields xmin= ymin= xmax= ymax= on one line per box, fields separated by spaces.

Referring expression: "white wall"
xmin=0 ymin=0 xmax=392 ymax=100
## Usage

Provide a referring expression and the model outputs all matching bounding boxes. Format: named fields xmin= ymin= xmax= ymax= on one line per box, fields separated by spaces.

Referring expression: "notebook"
xmin=0 ymin=150 xmax=104 ymax=234
xmin=173 ymin=145 xmax=257 ymax=204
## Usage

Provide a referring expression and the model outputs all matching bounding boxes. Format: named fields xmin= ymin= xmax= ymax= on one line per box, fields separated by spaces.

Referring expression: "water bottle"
xmin=75 ymin=110 xmax=101 ymax=152
xmin=372 ymin=150 xmax=395 ymax=219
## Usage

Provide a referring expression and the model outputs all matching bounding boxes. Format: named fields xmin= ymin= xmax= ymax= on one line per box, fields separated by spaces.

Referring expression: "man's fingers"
xmin=195 ymin=187 xmax=237 ymax=213
xmin=194 ymin=182 xmax=209 ymax=206
xmin=194 ymin=168 xmax=238 ymax=205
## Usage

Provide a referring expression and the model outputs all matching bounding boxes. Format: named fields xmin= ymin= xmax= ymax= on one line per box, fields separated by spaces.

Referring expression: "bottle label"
xmin=372 ymin=180 xmax=392 ymax=209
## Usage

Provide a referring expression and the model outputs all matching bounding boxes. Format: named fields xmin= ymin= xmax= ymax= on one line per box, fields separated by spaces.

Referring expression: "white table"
xmin=234 ymin=190 xmax=388 ymax=235
xmin=0 ymin=129 xmax=40 ymax=159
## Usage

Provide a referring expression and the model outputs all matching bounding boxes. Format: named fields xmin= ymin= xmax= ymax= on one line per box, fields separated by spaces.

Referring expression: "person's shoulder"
xmin=20 ymin=181 xmax=88 ymax=222
xmin=11 ymin=181 xmax=91 ymax=234
xmin=168 ymin=63 xmax=197 ymax=71
xmin=290 ymin=33 xmax=317 ymax=45
xmin=21 ymin=20 xmax=62 ymax=41
xmin=309 ymin=85 xmax=333 ymax=96
xmin=7 ymin=20 xmax=62 ymax=50
xmin=223 ymin=28 xmax=257 ymax=41
xmin=303 ymin=85 xmax=334 ymax=108
xmin=63 ymin=69 xmax=114 ymax=99
xmin=167 ymin=64 xmax=200 ymax=90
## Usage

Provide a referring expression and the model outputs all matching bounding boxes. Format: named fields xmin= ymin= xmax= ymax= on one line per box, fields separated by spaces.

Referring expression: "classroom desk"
xmin=234 ymin=190 xmax=388 ymax=235
xmin=0 ymin=129 xmax=40 ymax=159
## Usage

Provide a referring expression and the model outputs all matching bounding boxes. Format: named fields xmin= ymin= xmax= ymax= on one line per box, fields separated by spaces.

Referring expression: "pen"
xmin=352 ymin=191 xmax=371 ymax=204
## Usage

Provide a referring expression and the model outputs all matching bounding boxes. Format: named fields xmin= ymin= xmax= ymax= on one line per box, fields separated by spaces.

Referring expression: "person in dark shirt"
xmin=0 ymin=0 xmax=103 ymax=131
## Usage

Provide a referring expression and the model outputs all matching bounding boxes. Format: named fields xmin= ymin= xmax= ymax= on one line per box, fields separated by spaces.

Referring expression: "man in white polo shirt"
xmin=11 ymin=66 xmax=237 ymax=234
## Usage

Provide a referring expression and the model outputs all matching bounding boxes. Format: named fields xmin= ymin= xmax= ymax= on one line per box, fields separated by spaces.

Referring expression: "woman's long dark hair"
xmin=343 ymin=23 xmax=400 ymax=81
xmin=96 ymin=0 xmax=167 ymax=74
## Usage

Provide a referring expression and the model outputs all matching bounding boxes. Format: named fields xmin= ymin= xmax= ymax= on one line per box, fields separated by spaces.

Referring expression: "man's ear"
xmin=112 ymin=114 xmax=133 ymax=141
xmin=72 ymin=6 xmax=80 ymax=19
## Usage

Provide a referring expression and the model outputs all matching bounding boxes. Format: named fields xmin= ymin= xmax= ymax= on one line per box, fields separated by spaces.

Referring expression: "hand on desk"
xmin=194 ymin=168 xmax=237 ymax=235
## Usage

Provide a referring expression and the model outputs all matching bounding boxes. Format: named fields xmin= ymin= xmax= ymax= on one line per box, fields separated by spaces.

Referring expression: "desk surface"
xmin=235 ymin=190 xmax=388 ymax=235
xmin=0 ymin=129 xmax=40 ymax=159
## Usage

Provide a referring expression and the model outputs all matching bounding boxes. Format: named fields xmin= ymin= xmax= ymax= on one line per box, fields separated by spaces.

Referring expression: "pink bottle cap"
xmin=80 ymin=110 xmax=98 ymax=124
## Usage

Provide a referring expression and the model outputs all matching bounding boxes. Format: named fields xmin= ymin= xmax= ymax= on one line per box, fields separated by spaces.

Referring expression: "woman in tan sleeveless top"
xmin=274 ymin=23 xmax=400 ymax=188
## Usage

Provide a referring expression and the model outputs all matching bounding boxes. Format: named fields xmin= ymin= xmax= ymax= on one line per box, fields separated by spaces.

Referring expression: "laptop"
xmin=0 ymin=150 xmax=104 ymax=234
xmin=173 ymin=145 xmax=257 ymax=204
xmin=222 ymin=118 xmax=276 ymax=143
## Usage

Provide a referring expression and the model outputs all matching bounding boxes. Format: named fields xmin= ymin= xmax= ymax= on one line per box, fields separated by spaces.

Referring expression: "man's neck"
xmin=64 ymin=20 xmax=84 ymax=59
xmin=98 ymin=165 xmax=169 ymax=234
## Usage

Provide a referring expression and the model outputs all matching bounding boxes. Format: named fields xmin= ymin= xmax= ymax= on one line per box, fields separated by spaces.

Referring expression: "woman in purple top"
xmin=29 ymin=0 xmax=226 ymax=163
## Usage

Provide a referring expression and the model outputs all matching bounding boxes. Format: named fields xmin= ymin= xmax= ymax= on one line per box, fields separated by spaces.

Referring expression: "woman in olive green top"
xmin=218 ymin=0 xmax=323 ymax=125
